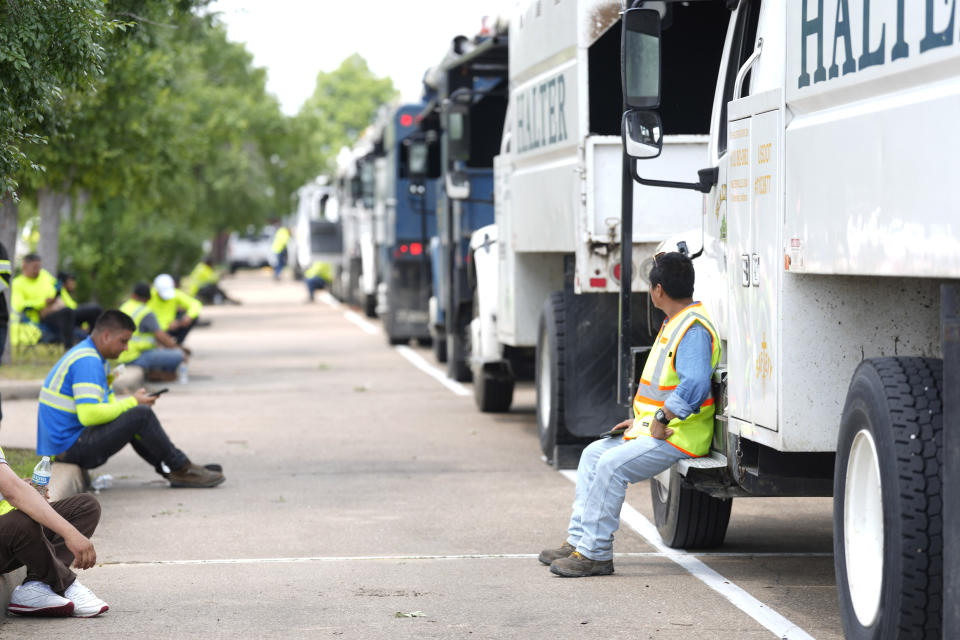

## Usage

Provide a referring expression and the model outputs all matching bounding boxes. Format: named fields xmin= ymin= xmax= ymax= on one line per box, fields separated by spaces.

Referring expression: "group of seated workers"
xmin=10 ymin=254 xmax=103 ymax=349
xmin=0 ymin=309 xmax=225 ymax=618
xmin=6 ymin=251 xmax=237 ymax=384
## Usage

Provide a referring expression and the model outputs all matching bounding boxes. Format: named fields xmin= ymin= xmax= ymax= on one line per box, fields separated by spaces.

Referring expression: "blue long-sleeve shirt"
xmin=663 ymin=323 xmax=713 ymax=419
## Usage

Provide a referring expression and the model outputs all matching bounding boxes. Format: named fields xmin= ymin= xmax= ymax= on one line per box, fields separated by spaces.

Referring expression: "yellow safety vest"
xmin=11 ymin=269 xmax=58 ymax=324
xmin=0 ymin=446 xmax=15 ymax=516
xmin=184 ymin=262 xmax=218 ymax=296
xmin=118 ymin=298 xmax=156 ymax=364
xmin=147 ymin=288 xmax=202 ymax=331
xmin=271 ymin=228 xmax=290 ymax=253
xmin=305 ymin=261 xmax=333 ymax=281
xmin=624 ymin=302 xmax=721 ymax=457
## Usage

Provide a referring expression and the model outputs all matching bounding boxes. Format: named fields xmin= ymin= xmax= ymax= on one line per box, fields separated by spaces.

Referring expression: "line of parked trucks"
xmin=298 ymin=1 xmax=960 ymax=637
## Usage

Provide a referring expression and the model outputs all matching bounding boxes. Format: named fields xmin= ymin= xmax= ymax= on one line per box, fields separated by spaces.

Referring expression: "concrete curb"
xmin=0 ymin=379 xmax=42 ymax=401
xmin=0 ymin=568 xmax=26 ymax=616
xmin=0 ymin=364 xmax=145 ymax=403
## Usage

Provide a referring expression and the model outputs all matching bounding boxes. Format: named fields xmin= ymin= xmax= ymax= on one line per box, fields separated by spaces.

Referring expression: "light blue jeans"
xmin=131 ymin=348 xmax=184 ymax=372
xmin=567 ymin=435 xmax=689 ymax=561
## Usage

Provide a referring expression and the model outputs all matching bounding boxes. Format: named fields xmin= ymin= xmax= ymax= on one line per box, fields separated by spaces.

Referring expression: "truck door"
xmin=724 ymin=1 xmax=781 ymax=433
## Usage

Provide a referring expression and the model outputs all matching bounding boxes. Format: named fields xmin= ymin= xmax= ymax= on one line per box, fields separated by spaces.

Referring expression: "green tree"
xmin=284 ymin=54 xmax=398 ymax=187
xmin=0 ymin=0 xmax=119 ymax=197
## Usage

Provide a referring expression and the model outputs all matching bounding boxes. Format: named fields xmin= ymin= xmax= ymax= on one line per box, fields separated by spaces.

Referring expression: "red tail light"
xmin=400 ymin=114 xmax=414 ymax=127
xmin=612 ymin=263 xmax=621 ymax=282
xmin=410 ymin=242 xmax=423 ymax=256
xmin=400 ymin=244 xmax=409 ymax=253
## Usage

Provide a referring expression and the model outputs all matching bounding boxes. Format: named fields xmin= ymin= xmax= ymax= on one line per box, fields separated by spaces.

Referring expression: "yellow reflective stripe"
xmin=0 ymin=259 xmax=10 ymax=273
xmin=39 ymin=388 xmax=78 ymax=413
xmin=49 ymin=348 xmax=99 ymax=393
xmin=72 ymin=382 xmax=104 ymax=397
xmin=51 ymin=348 xmax=99 ymax=389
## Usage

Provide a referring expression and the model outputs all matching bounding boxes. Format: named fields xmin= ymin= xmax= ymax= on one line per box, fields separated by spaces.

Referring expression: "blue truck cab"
xmin=419 ymin=34 xmax=508 ymax=380
xmin=374 ymin=103 xmax=438 ymax=344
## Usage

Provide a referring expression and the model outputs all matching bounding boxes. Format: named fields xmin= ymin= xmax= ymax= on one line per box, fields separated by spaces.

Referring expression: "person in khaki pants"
xmin=0 ymin=442 xmax=108 ymax=617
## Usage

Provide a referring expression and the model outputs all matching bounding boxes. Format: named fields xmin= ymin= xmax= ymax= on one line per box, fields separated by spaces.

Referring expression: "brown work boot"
xmin=167 ymin=463 xmax=225 ymax=488
xmin=549 ymin=551 xmax=614 ymax=577
xmin=145 ymin=369 xmax=177 ymax=382
xmin=538 ymin=541 xmax=576 ymax=566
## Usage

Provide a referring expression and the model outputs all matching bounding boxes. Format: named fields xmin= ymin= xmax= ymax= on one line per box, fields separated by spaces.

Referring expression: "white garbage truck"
xmin=333 ymin=132 xmax=379 ymax=316
xmin=289 ymin=176 xmax=341 ymax=281
xmin=619 ymin=1 xmax=960 ymax=637
xmin=468 ymin=0 xmax=729 ymax=465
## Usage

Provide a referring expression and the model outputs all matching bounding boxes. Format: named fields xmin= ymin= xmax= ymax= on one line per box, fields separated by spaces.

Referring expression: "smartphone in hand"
xmin=148 ymin=388 xmax=169 ymax=398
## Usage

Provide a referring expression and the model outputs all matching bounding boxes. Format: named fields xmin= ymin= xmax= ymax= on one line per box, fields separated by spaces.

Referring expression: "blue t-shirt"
xmin=37 ymin=337 xmax=110 ymax=455
xmin=663 ymin=323 xmax=714 ymax=420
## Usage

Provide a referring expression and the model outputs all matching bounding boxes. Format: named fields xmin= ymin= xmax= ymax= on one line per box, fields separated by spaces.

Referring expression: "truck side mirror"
xmin=622 ymin=110 xmax=662 ymax=160
xmin=445 ymin=170 xmax=470 ymax=200
xmin=446 ymin=105 xmax=470 ymax=163
xmin=621 ymin=8 xmax=662 ymax=110
xmin=408 ymin=140 xmax=429 ymax=178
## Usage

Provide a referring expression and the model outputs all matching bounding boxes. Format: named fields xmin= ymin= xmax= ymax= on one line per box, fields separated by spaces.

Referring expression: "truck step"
xmin=677 ymin=452 xmax=727 ymax=476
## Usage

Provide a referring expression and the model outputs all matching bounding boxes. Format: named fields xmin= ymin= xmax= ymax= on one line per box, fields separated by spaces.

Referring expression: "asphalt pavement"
xmin=0 ymin=271 xmax=842 ymax=639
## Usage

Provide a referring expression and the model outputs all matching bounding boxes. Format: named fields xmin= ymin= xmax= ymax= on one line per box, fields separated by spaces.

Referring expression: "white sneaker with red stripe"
xmin=64 ymin=580 xmax=109 ymax=617
xmin=7 ymin=581 xmax=74 ymax=617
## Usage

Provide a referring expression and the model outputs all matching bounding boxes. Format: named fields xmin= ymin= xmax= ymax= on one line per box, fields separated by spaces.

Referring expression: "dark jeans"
xmin=305 ymin=277 xmax=327 ymax=301
xmin=0 ymin=494 xmax=101 ymax=594
xmin=73 ymin=303 xmax=103 ymax=330
xmin=40 ymin=308 xmax=79 ymax=348
xmin=58 ymin=405 xmax=188 ymax=475
xmin=168 ymin=319 xmax=194 ymax=345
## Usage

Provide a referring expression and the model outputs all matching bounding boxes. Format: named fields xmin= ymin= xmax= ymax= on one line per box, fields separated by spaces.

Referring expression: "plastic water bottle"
xmin=176 ymin=363 xmax=189 ymax=384
xmin=31 ymin=457 xmax=51 ymax=499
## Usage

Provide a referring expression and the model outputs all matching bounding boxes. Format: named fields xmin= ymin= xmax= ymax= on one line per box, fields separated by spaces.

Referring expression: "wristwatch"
xmin=654 ymin=408 xmax=669 ymax=426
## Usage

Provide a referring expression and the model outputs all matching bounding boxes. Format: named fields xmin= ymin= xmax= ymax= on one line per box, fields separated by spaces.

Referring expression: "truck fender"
xmin=469 ymin=224 xmax=501 ymax=366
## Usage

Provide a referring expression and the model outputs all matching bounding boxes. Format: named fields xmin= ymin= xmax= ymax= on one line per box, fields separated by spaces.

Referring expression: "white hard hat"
xmin=153 ymin=274 xmax=176 ymax=300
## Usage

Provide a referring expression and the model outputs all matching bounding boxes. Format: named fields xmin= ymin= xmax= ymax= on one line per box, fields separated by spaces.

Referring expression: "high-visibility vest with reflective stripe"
xmin=39 ymin=346 xmax=106 ymax=415
xmin=118 ymin=298 xmax=156 ymax=364
xmin=0 ymin=446 xmax=14 ymax=516
xmin=624 ymin=302 xmax=721 ymax=457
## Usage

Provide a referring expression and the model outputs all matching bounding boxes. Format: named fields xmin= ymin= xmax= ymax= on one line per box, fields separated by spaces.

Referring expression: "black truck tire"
xmin=536 ymin=292 xmax=566 ymax=460
xmin=474 ymin=369 xmax=514 ymax=413
xmin=446 ymin=324 xmax=472 ymax=383
xmin=363 ymin=293 xmax=377 ymax=319
xmin=433 ymin=329 xmax=448 ymax=363
xmin=834 ymin=357 xmax=943 ymax=640
xmin=651 ymin=466 xmax=732 ymax=549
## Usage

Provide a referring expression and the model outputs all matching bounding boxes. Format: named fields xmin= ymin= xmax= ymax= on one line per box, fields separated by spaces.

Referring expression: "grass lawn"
xmin=2 ymin=447 xmax=41 ymax=479
xmin=0 ymin=350 xmax=61 ymax=381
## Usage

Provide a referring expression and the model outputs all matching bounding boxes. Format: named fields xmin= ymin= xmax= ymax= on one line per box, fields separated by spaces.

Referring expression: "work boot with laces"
xmin=167 ymin=462 xmax=225 ymax=488
xmin=549 ymin=550 xmax=614 ymax=577
xmin=538 ymin=541 xmax=576 ymax=565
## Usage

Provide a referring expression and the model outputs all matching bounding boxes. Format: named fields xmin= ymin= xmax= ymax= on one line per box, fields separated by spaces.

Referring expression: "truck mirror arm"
xmin=628 ymin=159 xmax=717 ymax=195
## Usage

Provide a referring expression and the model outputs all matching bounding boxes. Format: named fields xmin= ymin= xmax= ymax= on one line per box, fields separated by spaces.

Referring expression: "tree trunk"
xmin=37 ymin=186 xmax=71 ymax=274
xmin=0 ymin=194 xmax=17 ymax=365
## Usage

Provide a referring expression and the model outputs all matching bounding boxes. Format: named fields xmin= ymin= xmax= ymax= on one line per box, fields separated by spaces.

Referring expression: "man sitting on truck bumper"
xmin=540 ymin=252 xmax=720 ymax=577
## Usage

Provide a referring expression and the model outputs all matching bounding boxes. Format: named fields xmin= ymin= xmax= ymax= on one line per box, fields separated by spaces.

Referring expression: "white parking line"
xmin=343 ymin=311 xmax=378 ymax=335
xmin=560 ymin=470 xmax=815 ymax=640
xmin=395 ymin=346 xmax=471 ymax=396
xmin=318 ymin=291 xmax=341 ymax=309
xmin=101 ymin=550 xmax=830 ymax=568
xmin=320 ymin=292 xmax=814 ymax=639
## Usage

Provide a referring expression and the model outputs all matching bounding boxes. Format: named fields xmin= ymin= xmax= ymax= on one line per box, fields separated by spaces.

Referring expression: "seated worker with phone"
xmin=36 ymin=310 xmax=224 ymax=488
